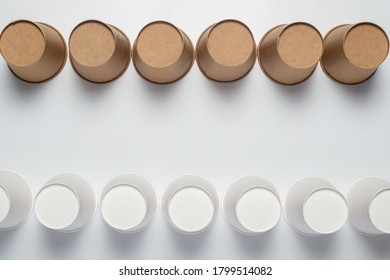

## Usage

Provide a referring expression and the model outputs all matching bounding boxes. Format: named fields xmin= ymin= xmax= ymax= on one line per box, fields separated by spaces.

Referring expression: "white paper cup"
xmin=223 ymin=175 xmax=281 ymax=235
xmin=346 ymin=177 xmax=390 ymax=235
xmin=161 ymin=174 xmax=219 ymax=234
xmin=34 ymin=173 xmax=97 ymax=232
xmin=0 ymin=171 xmax=33 ymax=230
xmin=100 ymin=174 xmax=158 ymax=233
xmin=284 ymin=176 xmax=348 ymax=236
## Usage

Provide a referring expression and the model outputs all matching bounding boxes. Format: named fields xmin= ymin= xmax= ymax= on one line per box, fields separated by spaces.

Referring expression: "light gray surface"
xmin=0 ymin=0 xmax=390 ymax=259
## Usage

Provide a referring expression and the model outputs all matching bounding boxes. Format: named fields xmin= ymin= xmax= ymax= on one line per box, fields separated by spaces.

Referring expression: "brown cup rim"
xmin=133 ymin=20 xmax=195 ymax=84
xmin=69 ymin=19 xmax=131 ymax=84
xmin=319 ymin=23 xmax=382 ymax=85
xmin=1 ymin=20 xmax=68 ymax=84
xmin=196 ymin=19 xmax=256 ymax=83
xmin=257 ymin=22 xmax=322 ymax=85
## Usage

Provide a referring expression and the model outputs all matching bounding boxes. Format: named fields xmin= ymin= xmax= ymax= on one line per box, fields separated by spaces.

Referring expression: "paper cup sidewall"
xmin=347 ymin=177 xmax=390 ymax=235
xmin=0 ymin=171 xmax=33 ymax=230
xmin=284 ymin=177 xmax=338 ymax=236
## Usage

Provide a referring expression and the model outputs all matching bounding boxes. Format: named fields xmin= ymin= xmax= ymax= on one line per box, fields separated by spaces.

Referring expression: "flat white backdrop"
xmin=0 ymin=0 xmax=389 ymax=259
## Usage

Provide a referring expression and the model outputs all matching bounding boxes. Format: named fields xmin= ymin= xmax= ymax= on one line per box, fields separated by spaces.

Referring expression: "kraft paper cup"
xmin=284 ymin=176 xmax=348 ymax=236
xmin=133 ymin=21 xmax=194 ymax=84
xmin=0 ymin=20 xmax=67 ymax=83
xmin=258 ymin=22 xmax=323 ymax=85
xmin=196 ymin=19 xmax=256 ymax=82
xmin=161 ymin=174 xmax=219 ymax=234
xmin=321 ymin=22 xmax=389 ymax=84
xmin=223 ymin=175 xmax=281 ymax=235
xmin=69 ymin=20 xmax=131 ymax=83
xmin=346 ymin=177 xmax=390 ymax=235
xmin=34 ymin=173 xmax=97 ymax=233
xmin=0 ymin=171 xmax=33 ymax=230
xmin=100 ymin=174 xmax=158 ymax=233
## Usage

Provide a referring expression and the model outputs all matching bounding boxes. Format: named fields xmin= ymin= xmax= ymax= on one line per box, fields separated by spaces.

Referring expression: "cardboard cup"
xmin=161 ymin=174 xmax=219 ymax=234
xmin=347 ymin=177 xmax=390 ymax=235
xmin=0 ymin=171 xmax=33 ymax=230
xmin=100 ymin=174 xmax=158 ymax=233
xmin=69 ymin=20 xmax=131 ymax=83
xmin=258 ymin=22 xmax=323 ymax=85
xmin=321 ymin=22 xmax=389 ymax=84
xmin=284 ymin=176 xmax=348 ymax=236
xmin=196 ymin=19 xmax=256 ymax=82
xmin=223 ymin=175 xmax=281 ymax=235
xmin=0 ymin=20 xmax=67 ymax=83
xmin=34 ymin=173 xmax=97 ymax=232
xmin=133 ymin=21 xmax=194 ymax=84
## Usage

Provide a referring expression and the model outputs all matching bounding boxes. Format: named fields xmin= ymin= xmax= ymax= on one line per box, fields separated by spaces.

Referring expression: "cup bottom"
xmin=168 ymin=186 xmax=214 ymax=233
xmin=101 ymin=185 xmax=147 ymax=231
xmin=35 ymin=184 xmax=79 ymax=230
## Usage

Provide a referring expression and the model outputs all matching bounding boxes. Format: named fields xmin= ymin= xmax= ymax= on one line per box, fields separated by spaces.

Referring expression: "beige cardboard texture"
xmin=69 ymin=20 xmax=131 ymax=83
xmin=321 ymin=23 xmax=389 ymax=84
xmin=0 ymin=20 xmax=67 ymax=83
xmin=258 ymin=22 xmax=323 ymax=85
xmin=196 ymin=19 xmax=256 ymax=82
xmin=133 ymin=21 xmax=194 ymax=84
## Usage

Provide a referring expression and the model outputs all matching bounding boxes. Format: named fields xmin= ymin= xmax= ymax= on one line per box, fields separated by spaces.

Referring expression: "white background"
xmin=0 ymin=0 xmax=389 ymax=259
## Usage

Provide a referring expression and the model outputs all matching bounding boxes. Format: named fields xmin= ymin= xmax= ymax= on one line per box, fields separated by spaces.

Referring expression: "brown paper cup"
xmin=133 ymin=21 xmax=194 ymax=84
xmin=196 ymin=19 xmax=256 ymax=82
xmin=258 ymin=22 xmax=323 ymax=85
xmin=321 ymin=22 xmax=389 ymax=84
xmin=0 ymin=20 xmax=67 ymax=83
xmin=69 ymin=20 xmax=131 ymax=83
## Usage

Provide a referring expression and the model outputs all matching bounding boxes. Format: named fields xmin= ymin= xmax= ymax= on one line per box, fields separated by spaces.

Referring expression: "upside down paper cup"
xmin=100 ymin=174 xmax=158 ymax=233
xmin=133 ymin=21 xmax=194 ymax=84
xmin=34 ymin=173 xmax=97 ymax=232
xmin=258 ymin=22 xmax=323 ymax=85
xmin=161 ymin=174 xmax=220 ymax=234
xmin=0 ymin=171 xmax=33 ymax=230
xmin=223 ymin=175 xmax=281 ymax=235
xmin=196 ymin=19 xmax=256 ymax=82
xmin=0 ymin=20 xmax=67 ymax=83
xmin=347 ymin=177 xmax=390 ymax=235
xmin=69 ymin=20 xmax=131 ymax=83
xmin=321 ymin=22 xmax=389 ymax=84
xmin=284 ymin=176 xmax=348 ymax=236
